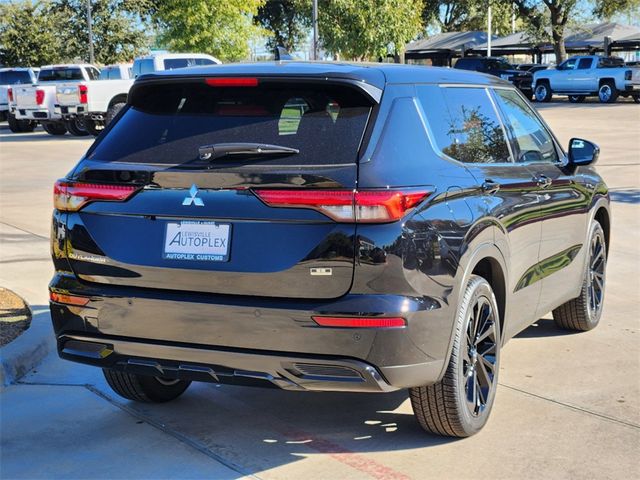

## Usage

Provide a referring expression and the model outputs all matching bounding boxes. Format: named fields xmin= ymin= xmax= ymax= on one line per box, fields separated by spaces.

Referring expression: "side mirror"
xmin=568 ymin=138 xmax=599 ymax=166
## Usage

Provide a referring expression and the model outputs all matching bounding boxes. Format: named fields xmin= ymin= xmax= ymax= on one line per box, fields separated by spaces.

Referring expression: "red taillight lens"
xmin=49 ymin=291 xmax=90 ymax=306
xmin=7 ymin=87 xmax=13 ymax=103
xmin=312 ymin=316 xmax=406 ymax=328
xmin=253 ymin=189 xmax=429 ymax=223
xmin=35 ymin=89 xmax=45 ymax=105
xmin=79 ymin=84 xmax=88 ymax=103
xmin=54 ymin=180 xmax=139 ymax=212
xmin=205 ymin=77 xmax=259 ymax=87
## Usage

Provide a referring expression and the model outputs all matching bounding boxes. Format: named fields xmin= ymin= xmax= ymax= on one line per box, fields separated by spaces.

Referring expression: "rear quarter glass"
xmin=87 ymin=81 xmax=374 ymax=167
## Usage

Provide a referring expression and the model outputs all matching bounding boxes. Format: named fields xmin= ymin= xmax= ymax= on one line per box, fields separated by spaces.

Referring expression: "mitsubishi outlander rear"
xmin=50 ymin=63 xmax=610 ymax=437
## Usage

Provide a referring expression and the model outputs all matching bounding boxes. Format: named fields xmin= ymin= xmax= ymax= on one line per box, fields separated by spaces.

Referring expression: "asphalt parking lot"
xmin=1 ymin=100 xmax=639 ymax=479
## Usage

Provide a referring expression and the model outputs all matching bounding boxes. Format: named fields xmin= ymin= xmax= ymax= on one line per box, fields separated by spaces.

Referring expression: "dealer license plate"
xmin=163 ymin=221 xmax=231 ymax=262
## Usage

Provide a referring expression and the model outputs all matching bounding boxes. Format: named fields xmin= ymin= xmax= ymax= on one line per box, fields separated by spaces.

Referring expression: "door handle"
xmin=534 ymin=174 xmax=552 ymax=188
xmin=482 ymin=179 xmax=501 ymax=194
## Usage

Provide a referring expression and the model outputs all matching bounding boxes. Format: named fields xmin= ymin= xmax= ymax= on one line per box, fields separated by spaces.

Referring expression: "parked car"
xmin=533 ymin=55 xmax=640 ymax=103
xmin=98 ymin=63 xmax=133 ymax=80
xmin=1 ymin=67 xmax=38 ymax=132
xmin=56 ymin=54 xmax=221 ymax=136
xmin=11 ymin=64 xmax=100 ymax=136
xmin=454 ymin=56 xmax=534 ymax=98
xmin=515 ymin=63 xmax=549 ymax=74
xmin=49 ymin=63 xmax=610 ymax=438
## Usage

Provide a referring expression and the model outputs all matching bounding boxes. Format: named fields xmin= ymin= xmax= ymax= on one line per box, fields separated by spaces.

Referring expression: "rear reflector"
xmin=49 ymin=291 xmax=90 ymax=306
xmin=312 ymin=316 xmax=406 ymax=328
xmin=54 ymin=180 xmax=139 ymax=212
xmin=35 ymin=89 xmax=45 ymax=105
xmin=253 ymin=189 xmax=429 ymax=223
xmin=205 ymin=77 xmax=259 ymax=87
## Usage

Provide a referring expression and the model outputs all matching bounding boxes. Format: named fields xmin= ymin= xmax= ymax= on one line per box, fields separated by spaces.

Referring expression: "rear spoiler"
xmin=129 ymin=74 xmax=383 ymax=104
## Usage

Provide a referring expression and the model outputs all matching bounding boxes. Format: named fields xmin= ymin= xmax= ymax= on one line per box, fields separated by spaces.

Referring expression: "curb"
xmin=0 ymin=303 xmax=53 ymax=387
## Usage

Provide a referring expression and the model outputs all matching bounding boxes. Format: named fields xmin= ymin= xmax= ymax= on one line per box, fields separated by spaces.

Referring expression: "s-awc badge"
xmin=163 ymin=221 xmax=231 ymax=262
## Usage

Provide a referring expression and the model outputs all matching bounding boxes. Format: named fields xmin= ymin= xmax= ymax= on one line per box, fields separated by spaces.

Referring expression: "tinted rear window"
xmin=88 ymin=81 xmax=373 ymax=166
xmin=39 ymin=68 xmax=83 ymax=82
xmin=0 ymin=71 xmax=33 ymax=85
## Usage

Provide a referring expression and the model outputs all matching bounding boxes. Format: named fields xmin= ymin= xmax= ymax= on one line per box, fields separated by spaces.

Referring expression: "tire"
xmin=65 ymin=117 xmax=90 ymax=136
xmin=534 ymin=82 xmax=552 ymax=102
xmin=103 ymin=369 xmax=191 ymax=403
xmin=42 ymin=122 xmax=67 ymax=136
xmin=410 ymin=275 xmax=501 ymax=437
xmin=84 ymin=118 xmax=104 ymax=136
xmin=7 ymin=112 xmax=36 ymax=133
xmin=105 ymin=102 xmax=125 ymax=126
xmin=633 ymin=96 xmax=640 ymax=104
xmin=598 ymin=81 xmax=618 ymax=103
xmin=568 ymin=95 xmax=585 ymax=103
xmin=553 ymin=221 xmax=606 ymax=331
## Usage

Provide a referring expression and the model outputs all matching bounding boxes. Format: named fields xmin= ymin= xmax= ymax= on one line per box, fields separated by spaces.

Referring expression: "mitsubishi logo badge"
xmin=182 ymin=184 xmax=204 ymax=206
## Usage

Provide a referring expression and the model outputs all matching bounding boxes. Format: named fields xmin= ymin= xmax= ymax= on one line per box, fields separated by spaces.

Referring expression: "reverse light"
xmin=312 ymin=316 xmax=406 ymax=328
xmin=205 ymin=77 xmax=259 ymax=87
xmin=253 ymin=189 xmax=429 ymax=223
xmin=79 ymin=84 xmax=88 ymax=104
xmin=7 ymin=87 xmax=13 ymax=103
xmin=49 ymin=291 xmax=90 ymax=306
xmin=35 ymin=88 xmax=45 ymax=105
xmin=54 ymin=180 xmax=139 ymax=212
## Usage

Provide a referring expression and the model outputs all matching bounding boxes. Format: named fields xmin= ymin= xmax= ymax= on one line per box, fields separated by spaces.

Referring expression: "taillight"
xmin=205 ymin=77 xmax=259 ymax=87
xmin=79 ymin=84 xmax=88 ymax=103
xmin=312 ymin=316 xmax=406 ymax=328
xmin=54 ymin=180 xmax=139 ymax=212
xmin=253 ymin=189 xmax=429 ymax=223
xmin=7 ymin=87 xmax=13 ymax=103
xmin=35 ymin=89 xmax=45 ymax=105
xmin=49 ymin=291 xmax=90 ymax=306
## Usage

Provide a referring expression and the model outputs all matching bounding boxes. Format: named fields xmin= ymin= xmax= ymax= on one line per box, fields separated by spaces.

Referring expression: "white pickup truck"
xmin=56 ymin=53 xmax=221 ymax=136
xmin=11 ymin=64 xmax=100 ymax=136
xmin=1 ymin=67 xmax=38 ymax=132
xmin=533 ymin=55 xmax=640 ymax=103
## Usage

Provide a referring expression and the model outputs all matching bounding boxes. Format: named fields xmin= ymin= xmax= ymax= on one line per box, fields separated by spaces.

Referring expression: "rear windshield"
xmin=88 ymin=81 xmax=373 ymax=166
xmin=0 ymin=70 xmax=32 ymax=85
xmin=39 ymin=68 xmax=84 ymax=82
xmin=163 ymin=58 xmax=216 ymax=70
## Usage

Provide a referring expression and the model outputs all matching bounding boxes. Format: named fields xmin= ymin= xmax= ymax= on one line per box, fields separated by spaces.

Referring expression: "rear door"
xmin=65 ymin=77 xmax=375 ymax=299
xmin=573 ymin=57 xmax=595 ymax=92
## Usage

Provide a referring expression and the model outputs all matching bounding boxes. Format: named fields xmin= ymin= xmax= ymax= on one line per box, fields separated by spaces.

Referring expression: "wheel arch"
xmin=594 ymin=205 xmax=610 ymax=255
xmin=108 ymin=94 xmax=128 ymax=109
xmin=598 ymin=78 xmax=615 ymax=87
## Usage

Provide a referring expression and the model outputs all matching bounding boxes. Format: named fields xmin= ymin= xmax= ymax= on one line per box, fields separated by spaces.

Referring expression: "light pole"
xmin=312 ymin=0 xmax=318 ymax=61
xmin=87 ymin=0 xmax=95 ymax=64
xmin=487 ymin=4 xmax=492 ymax=57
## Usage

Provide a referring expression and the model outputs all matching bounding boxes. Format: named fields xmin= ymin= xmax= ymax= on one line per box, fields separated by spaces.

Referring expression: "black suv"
xmin=455 ymin=56 xmax=534 ymax=99
xmin=50 ymin=63 xmax=610 ymax=437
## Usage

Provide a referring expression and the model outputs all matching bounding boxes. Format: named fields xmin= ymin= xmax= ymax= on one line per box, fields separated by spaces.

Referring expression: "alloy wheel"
xmin=599 ymin=85 xmax=612 ymax=102
xmin=462 ymin=296 xmax=498 ymax=417
xmin=588 ymin=231 xmax=606 ymax=318
xmin=535 ymin=85 xmax=547 ymax=102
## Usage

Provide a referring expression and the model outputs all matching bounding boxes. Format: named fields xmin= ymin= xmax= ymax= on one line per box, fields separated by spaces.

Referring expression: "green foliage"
xmin=50 ymin=0 xmax=151 ymax=64
xmin=0 ymin=1 xmax=64 ymax=67
xmin=423 ymin=1 xmax=524 ymax=36
xmin=255 ymin=0 xmax=311 ymax=52
xmin=153 ymin=0 xmax=265 ymax=62
xmin=0 ymin=0 xmax=151 ymax=67
xmin=319 ymin=0 xmax=424 ymax=60
xmin=593 ymin=0 xmax=640 ymax=19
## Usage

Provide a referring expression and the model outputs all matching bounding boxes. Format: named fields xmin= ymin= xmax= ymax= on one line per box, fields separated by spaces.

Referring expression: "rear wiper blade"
xmin=198 ymin=143 xmax=299 ymax=162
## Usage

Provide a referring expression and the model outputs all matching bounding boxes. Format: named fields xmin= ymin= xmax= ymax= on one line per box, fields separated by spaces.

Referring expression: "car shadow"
xmin=514 ymin=317 xmax=579 ymax=338
xmin=0 ymin=130 xmax=94 ymax=143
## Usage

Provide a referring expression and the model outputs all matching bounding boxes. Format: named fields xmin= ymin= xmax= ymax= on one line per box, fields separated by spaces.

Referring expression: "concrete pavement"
xmin=1 ymin=101 xmax=639 ymax=479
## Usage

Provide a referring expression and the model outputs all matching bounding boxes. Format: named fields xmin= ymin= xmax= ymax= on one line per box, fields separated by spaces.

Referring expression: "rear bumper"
xmin=49 ymin=273 xmax=453 ymax=391
xmin=54 ymin=104 xmax=88 ymax=118
xmin=12 ymin=107 xmax=59 ymax=121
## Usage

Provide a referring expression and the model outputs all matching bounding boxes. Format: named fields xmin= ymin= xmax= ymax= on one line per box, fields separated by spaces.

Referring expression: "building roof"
xmin=406 ymin=31 xmax=498 ymax=55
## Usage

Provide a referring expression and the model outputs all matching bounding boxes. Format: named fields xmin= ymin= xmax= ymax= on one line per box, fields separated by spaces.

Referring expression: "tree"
xmin=0 ymin=1 xmax=64 ymax=67
xmin=152 ymin=0 xmax=264 ymax=62
xmin=50 ymin=0 xmax=152 ymax=64
xmin=255 ymin=0 xmax=311 ymax=52
xmin=318 ymin=0 xmax=424 ymax=61
xmin=422 ymin=1 xmax=525 ymax=37
xmin=593 ymin=0 xmax=640 ymax=20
